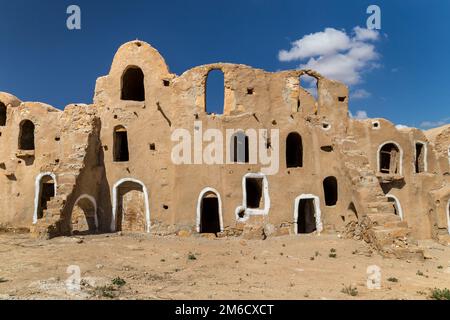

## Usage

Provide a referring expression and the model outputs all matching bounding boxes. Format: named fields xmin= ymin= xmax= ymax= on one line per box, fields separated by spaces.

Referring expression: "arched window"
xmin=231 ymin=131 xmax=249 ymax=163
xmin=379 ymin=142 xmax=401 ymax=174
xmin=286 ymin=132 xmax=303 ymax=168
xmin=0 ymin=102 xmax=6 ymax=126
xmin=323 ymin=176 xmax=338 ymax=206
xmin=113 ymin=126 xmax=129 ymax=162
xmin=121 ymin=66 xmax=145 ymax=101
xmin=18 ymin=120 xmax=35 ymax=150
xmin=414 ymin=142 xmax=426 ymax=173
xmin=205 ymin=69 xmax=224 ymax=114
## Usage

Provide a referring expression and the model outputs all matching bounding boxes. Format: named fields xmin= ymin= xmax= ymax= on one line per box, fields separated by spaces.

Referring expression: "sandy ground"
xmin=0 ymin=232 xmax=449 ymax=300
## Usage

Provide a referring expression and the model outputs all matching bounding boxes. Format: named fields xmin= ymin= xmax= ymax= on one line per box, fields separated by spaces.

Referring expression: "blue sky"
xmin=1 ymin=0 xmax=449 ymax=129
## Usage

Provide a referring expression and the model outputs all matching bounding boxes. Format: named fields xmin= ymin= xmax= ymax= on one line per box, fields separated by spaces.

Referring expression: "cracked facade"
xmin=0 ymin=40 xmax=449 ymax=258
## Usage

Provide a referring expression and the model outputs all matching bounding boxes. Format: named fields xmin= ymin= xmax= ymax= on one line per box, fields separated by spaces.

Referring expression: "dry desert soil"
xmin=0 ymin=231 xmax=449 ymax=300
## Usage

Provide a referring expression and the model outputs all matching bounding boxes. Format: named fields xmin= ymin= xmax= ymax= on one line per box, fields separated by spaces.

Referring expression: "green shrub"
xmin=112 ymin=277 xmax=126 ymax=287
xmin=430 ymin=288 xmax=450 ymax=300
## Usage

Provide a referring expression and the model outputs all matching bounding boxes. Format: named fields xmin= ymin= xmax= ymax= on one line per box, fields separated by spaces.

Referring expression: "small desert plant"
xmin=341 ymin=285 xmax=358 ymax=296
xmin=188 ymin=252 xmax=197 ymax=260
xmin=437 ymin=265 xmax=443 ymax=269
xmin=416 ymin=270 xmax=424 ymax=276
xmin=329 ymin=253 xmax=337 ymax=258
xmin=0 ymin=277 xmax=7 ymax=283
xmin=430 ymin=288 xmax=450 ymax=300
xmin=416 ymin=290 xmax=427 ymax=296
xmin=330 ymin=248 xmax=336 ymax=253
xmin=111 ymin=277 xmax=126 ymax=287
xmin=387 ymin=277 xmax=399 ymax=283
xmin=94 ymin=285 xmax=117 ymax=298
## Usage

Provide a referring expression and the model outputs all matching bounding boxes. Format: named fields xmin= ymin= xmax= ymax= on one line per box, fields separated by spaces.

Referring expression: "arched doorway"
xmin=112 ymin=178 xmax=150 ymax=233
xmin=33 ymin=172 xmax=57 ymax=224
xmin=386 ymin=194 xmax=403 ymax=220
xmin=71 ymin=195 xmax=98 ymax=235
xmin=294 ymin=194 xmax=323 ymax=234
xmin=196 ymin=188 xmax=223 ymax=234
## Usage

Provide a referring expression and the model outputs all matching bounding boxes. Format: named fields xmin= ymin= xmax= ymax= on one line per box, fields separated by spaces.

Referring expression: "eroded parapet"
xmin=93 ymin=40 xmax=350 ymax=127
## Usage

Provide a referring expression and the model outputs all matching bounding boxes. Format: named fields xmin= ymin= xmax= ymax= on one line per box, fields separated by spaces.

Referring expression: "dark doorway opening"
xmin=38 ymin=176 xmax=55 ymax=219
xmin=121 ymin=67 xmax=145 ymax=101
xmin=19 ymin=120 xmax=35 ymax=150
xmin=286 ymin=132 xmax=303 ymax=168
xmin=323 ymin=176 xmax=338 ymax=206
xmin=297 ymin=198 xmax=317 ymax=234
xmin=0 ymin=102 xmax=6 ymax=126
xmin=200 ymin=193 xmax=220 ymax=233
xmin=415 ymin=143 xmax=425 ymax=173
xmin=246 ymin=177 xmax=263 ymax=209
xmin=113 ymin=126 xmax=129 ymax=162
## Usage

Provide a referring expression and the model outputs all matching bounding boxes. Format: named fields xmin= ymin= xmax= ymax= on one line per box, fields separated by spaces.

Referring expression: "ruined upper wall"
xmin=93 ymin=40 xmax=350 ymax=126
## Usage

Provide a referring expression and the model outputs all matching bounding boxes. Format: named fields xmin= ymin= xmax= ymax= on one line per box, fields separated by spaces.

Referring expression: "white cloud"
xmin=350 ymin=110 xmax=368 ymax=120
xmin=395 ymin=124 xmax=410 ymax=129
xmin=353 ymin=26 xmax=379 ymax=41
xmin=279 ymin=28 xmax=351 ymax=61
xmin=351 ymin=89 xmax=371 ymax=99
xmin=420 ymin=117 xmax=450 ymax=129
xmin=278 ymin=26 xmax=381 ymax=86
